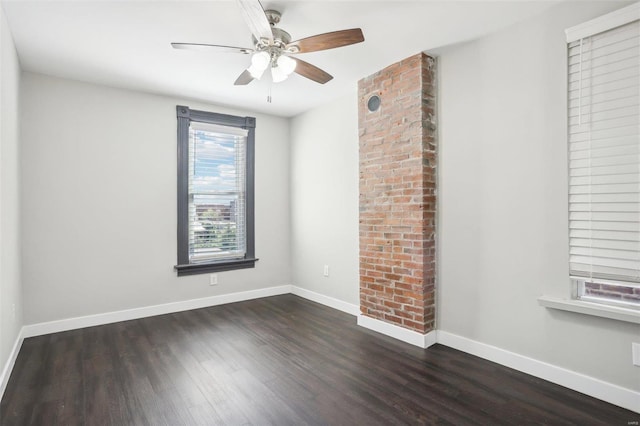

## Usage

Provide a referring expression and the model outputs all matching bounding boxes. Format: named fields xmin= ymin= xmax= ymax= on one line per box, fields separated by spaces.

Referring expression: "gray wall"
xmin=437 ymin=1 xmax=639 ymax=391
xmin=20 ymin=72 xmax=291 ymax=324
xmin=290 ymin=93 xmax=360 ymax=306
xmin=0 ymin=5 xmax=22 ymax=374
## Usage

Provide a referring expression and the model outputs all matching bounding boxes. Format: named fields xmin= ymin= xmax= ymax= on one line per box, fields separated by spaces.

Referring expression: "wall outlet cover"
xmin=633 ymin=342 xmax=640 ymax=367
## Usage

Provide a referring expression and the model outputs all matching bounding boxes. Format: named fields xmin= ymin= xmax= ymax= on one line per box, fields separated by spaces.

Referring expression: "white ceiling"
xmin=2 ymin=0 xmax=561 ymax=117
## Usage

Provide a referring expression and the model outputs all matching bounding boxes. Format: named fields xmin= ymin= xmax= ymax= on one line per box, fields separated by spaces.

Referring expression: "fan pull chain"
xmin=267 ymin=83 xmax=272 ymax=103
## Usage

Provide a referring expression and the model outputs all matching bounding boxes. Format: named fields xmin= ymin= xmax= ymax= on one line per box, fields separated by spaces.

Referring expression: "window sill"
xmin=538 ymin=295 xmax=640 ymax=324
xmin=174 ymin=258 xmax=258 ymax=276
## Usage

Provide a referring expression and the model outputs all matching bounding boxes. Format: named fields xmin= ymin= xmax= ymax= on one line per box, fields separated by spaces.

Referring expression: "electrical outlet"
xmin=323 ymin=265 xmax=329 ymax=277
xmin=633 ymin=343 xmax=640 ymax=367
xmin=209 ymin=274 xmax=218 ymax=286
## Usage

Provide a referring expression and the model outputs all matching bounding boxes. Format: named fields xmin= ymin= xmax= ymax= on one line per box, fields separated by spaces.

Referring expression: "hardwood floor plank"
xmin=1 ymin=294 xmax=637 ymax=425
xmin=185 ymin=402 xmax=225 ymax=426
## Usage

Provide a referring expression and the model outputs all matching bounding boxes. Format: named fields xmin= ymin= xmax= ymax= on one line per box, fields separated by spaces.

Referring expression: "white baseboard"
xmin=357 ymin=314 xmax=437 ymax=349
xmin=23 ymin=285 xmax=292 ymax=338
xmin=291 ymin=286 xmax=360 ymax=316
xmin=0 ymin=327 xmax=24 ymax=401
xmin=437 ymin=331 xmax=640 ymax=414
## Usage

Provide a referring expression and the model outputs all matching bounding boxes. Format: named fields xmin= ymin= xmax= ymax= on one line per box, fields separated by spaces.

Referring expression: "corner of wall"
xmin=289 ymin=93 xmax=360 ymax=307
xmin=0 ymin=1 xmax=24 ymax=401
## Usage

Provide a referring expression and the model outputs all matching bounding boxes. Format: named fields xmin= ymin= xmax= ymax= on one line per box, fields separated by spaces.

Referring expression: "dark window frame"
xmin=174 ymin=105 xmax=257 ymax=276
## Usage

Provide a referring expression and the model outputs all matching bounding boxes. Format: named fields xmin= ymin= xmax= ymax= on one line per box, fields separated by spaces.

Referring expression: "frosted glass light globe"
xmin=251 ymin=51 xmax=270 ymax=69
xmin=277 ymin=55 xmax=297 ymax=75
xmin=247 ymin=51 xmax=270 ymax=79
xmin=271 ymin=65 xmax=288 ymax=83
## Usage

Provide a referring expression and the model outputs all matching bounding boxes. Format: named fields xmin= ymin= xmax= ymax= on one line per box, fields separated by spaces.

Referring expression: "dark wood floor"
xmin=1 ymin=295 xmax=636 ymax=425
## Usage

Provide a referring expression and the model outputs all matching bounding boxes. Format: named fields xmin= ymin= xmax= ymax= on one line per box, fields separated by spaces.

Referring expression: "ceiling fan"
xmin=171 ymin=0 xmax=364 ymax=85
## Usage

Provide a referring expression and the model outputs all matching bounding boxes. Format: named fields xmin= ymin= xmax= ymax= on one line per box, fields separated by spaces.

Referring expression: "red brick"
xmin=358 ymin=53 xmax=437 ymax=336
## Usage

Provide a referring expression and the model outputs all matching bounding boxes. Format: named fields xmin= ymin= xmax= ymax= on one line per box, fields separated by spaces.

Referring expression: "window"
xmin=566 ymin=4 xmax=639 ymax=308
xmin=175 ymin=106 xmax=257 ymax=276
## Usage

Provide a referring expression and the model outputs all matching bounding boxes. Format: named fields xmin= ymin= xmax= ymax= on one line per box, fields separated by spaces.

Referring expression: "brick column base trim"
xmin=357 ymin=315 xmax=437 ymax=348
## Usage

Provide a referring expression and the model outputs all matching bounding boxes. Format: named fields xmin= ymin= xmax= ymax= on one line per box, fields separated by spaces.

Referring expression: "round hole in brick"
xmin=367 ymin=95 xmax=381 ymax=112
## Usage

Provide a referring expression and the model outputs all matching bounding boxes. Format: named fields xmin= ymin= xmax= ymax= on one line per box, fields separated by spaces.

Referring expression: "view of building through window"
xmin=188 ymin=124 xmax=247 ymax=262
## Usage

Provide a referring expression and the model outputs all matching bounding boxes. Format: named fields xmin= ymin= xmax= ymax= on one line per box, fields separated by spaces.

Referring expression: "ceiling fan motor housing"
xmin=270 ymin=27 xmax=291 ymax=46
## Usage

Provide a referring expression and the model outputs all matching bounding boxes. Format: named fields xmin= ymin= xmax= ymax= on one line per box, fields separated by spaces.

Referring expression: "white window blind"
xmin=567 ymin=16 xmax=640 ymax=285
xmin=188 ymin=122 xmax=248 ymax=263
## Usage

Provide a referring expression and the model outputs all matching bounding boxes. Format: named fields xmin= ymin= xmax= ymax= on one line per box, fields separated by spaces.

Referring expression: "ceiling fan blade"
xmin=171 ymin=43 xmax=253 ymax=54
xmin=292 ymin=58 xmax=333 ymax=84
xmin=236 ymin=0 xmax=273 ymax=43
xmin=234 ymin=69 xmax=255 ymax=85
xmin=287 ymin=28 xmax=364 ymax=54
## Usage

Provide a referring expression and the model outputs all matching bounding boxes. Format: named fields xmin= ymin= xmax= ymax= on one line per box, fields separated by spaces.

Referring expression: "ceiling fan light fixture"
xmin=277 ymin=55 xmax=296 ymax=75
xmin=271 ymin=65 xmax=288 ymax=83
xmin=271 ymin=55 xmax=296 ymax=83
xmin=247 ymin=51 xmax=270 ymax=79
xmin=172 ymin=2 xmax=364 ymax=87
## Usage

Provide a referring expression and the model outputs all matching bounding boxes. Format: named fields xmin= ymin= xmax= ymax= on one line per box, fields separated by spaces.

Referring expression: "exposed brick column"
xmin=358 ymin=53 xmax=437 ymax=334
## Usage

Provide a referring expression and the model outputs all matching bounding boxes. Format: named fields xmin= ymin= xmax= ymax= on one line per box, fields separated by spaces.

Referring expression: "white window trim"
xmin=174 ymin=105 xmax=258 ymax=276
xmin=540 ymin=3 xmax=640 ymax=323
xmin=538 ymin=295 xmax=640 ymax=324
